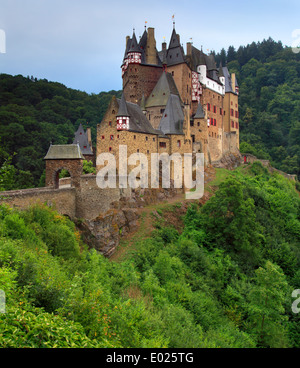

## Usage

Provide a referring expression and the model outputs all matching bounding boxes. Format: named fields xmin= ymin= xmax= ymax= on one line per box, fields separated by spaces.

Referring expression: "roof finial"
xmin=145 ymin=21 xmax=147 ymax=30
xmin=172 ymin=14 xmax=175 ymax=29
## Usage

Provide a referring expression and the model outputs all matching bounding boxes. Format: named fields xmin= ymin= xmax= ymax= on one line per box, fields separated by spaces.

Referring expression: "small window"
xmin=177 ymin=140 xmax=181 ymax=148
xmin=137 ymin=149 xmax=139 ymax=153
xmin=159 ymin=142 xmax=166 ymax=148
xmin=109 ymin=121 xmax=112 ymax=126
xmin=109 ymin=147 xmax=112 ymax=152
xmin=117 ymin=135 xmax=119 ymax=139
xmin=112 ymin=110 xmax=115 ymax=114
xmin=153 ymin=138 xmax=155 ymax=142
xmin=102 ymin=135 xmax=105 ymax=139
xmin=84 ymin=145 xmax=87 ymax=149
xmin=110 ymin=135 xmax=114 ymax=140
xmin=145 ymin=136 xmax=148 ymax=141
xmin=134 ymin=135 xmax=136 ymax=140
xmin=147 ymin=150 xmax=149 ymax=154
xmin=197 ymin=122 xmax=200 ymax=127
xmin=207 ymin=103 xmax=211 ymax=111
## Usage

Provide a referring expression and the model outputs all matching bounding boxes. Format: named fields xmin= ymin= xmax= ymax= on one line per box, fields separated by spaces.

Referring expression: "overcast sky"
xmin=0 ymin=0 xmax=299 ymax=94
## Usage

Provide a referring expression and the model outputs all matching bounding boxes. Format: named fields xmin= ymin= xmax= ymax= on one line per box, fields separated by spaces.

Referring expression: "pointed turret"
xmin=126 ymin=30 xmax=142 ymax=65
xmin=73 ymin=123 xmax=93 ymax=155
xmin=166 ymin=28 xmax=185 ymax=66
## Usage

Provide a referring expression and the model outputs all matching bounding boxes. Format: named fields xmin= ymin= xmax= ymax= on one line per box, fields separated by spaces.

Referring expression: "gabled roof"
xmin=116 ymin=98 xmax=158 ymax=135
xmin=166 ymin=28 xmax=185 ymax=66
xmin=117 ymin=93 xmax=130 ymax=117
xmin=44 ymin=144 xmax=84 ymax=160
xmin=222 ymin=66 xmax=234 ymax=93
xmin=194 ymin=102 xmax=205 ymax=119
xmin=158 ymin=94 xmax=185 ymax=135
xmin=145 ymin=72 xmax=182 ymax=108
xmin=73 ymin=123 xmax=93 ymax=155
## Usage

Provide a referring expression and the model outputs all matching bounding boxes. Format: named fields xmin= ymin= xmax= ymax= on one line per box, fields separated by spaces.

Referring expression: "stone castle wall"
xmin=0 ymin=175 xmax=131 ymax=221
xmin=0 ymin=187 xmax=77 ymax=218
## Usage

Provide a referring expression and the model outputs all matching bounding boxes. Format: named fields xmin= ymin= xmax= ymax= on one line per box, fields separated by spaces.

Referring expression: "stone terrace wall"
xmin=0 ymin=187 xmax=76 ymax=218
xmin=75 ymin=175 xmax=132 ymax=220
xmin=0 ymin=175 xmax=132 ymax=221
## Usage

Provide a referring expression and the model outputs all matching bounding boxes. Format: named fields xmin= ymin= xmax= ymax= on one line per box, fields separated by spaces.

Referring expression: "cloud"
xmin=0 ymin=0 xmax=299 ymax=93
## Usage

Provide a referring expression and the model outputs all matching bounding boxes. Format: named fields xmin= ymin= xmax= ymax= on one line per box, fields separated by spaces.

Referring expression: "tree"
xmin=247 ymin=261 xmax=289 ymax=347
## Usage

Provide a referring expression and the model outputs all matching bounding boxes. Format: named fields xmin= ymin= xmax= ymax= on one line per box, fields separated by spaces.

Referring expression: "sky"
xmin=0 ymin=0 xmax=299 ymax=94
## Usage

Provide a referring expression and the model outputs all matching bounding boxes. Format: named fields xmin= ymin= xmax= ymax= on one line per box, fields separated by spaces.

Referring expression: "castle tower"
xmin=122 ymin=28 xmax=163 ymax=105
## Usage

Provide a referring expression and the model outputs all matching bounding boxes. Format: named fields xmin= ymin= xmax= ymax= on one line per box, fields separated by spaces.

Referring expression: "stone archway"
xmin=53 ymin=167 xmax=72 ymax=189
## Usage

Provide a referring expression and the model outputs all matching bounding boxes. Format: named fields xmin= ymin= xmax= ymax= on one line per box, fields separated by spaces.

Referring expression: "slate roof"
xmin=116 ymin=97 xmax=158 ymax=135
xmin=128 ymin=31 xmax=141 ymax=53
xmin=158 ymin=94 xmax=185 ymax=135
xmin=44 ymin=144 xmax=84 ymax=160
xmin=166 ymin=28 xmax=186 ymax=66
xmin=145 ymin=72 xmax=182 ymax=108
xmin=194 ymin=102 xmax=205 ymax=119
xmin=190 ymin=46 xmax=223 ymax=85
xmin=73 ymin=123 xmax=93 ymax=155
xmin=117 ymin=93 xmax=130 ymax=117
xmin=123 ymin=29 xmax=163 ymax=66
xmin=222 ymin=66 xmax=234 ymax=93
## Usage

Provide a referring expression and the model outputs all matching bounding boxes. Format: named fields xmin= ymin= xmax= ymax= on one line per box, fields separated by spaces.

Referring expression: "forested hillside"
xmin=0 ymin=163 xmax=299 ymax=348
xmin=215 ymin=38 xmax=300 ymax=179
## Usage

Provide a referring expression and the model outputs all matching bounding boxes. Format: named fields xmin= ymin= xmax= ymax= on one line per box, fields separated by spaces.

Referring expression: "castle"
xmin=42 ymin=24 xmax=240 ymax=193
xmin=97 ymin=24 xmax=240 ymax=179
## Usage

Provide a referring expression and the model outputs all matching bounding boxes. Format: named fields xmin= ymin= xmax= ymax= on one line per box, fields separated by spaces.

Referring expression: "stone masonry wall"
xmin=0 ymin=187 xmax=77 ymax=218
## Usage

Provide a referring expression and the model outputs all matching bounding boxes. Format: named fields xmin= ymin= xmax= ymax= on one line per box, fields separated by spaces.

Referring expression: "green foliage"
xmin=214 ymin=41 xmax=300 ymax=179
xmin=0 ymin=165 xmax=299 ymax=348
xmin=0 ymin=74 xmax=121 ymax=187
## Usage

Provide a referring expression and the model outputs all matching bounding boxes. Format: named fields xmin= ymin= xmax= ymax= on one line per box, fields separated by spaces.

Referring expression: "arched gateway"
xmin=44 ymin=144 xmax=84 ymax=189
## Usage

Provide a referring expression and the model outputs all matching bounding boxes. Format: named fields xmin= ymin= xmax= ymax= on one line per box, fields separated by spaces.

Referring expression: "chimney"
xmin=126 ymin=35 xmax=130 ymax=48
xmin=186 ymin=42 xmax=192 ymax=56
xmin=231 ymin=73 xmax=236 ymax=92
xmin=146 ymin=27 xmax=157 ymax=65
xmin=86 ymin=127 xmax=93 ymax=152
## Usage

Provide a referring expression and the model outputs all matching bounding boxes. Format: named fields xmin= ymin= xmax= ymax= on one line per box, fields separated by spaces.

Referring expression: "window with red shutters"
xmin=207 ymin=103 xmax=211 ymax=111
